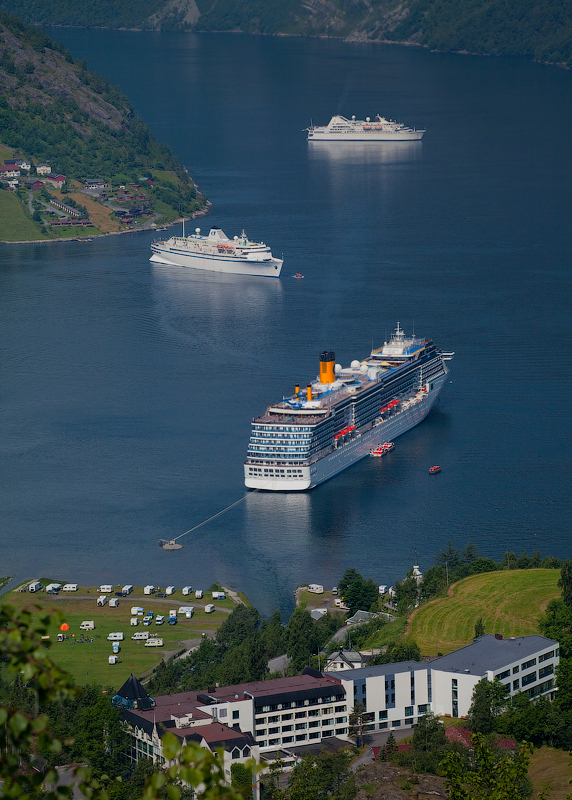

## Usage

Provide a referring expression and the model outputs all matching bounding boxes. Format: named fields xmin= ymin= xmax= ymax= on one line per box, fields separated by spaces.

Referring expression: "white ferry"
xmin=245 ymin=325 xmax=453 ymax=491
xmin=307 ymin=115 xmax=425 ymax=142
xmin=150 ymin=226 xmax=283 ymax=277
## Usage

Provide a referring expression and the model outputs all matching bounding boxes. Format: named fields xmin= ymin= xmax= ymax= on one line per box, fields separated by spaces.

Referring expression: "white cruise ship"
xmin=245 ymin=325 xmax=453 ymax=491
xmin=150 ymin=226 xmax=283 ymax=277
xmin=307 ymin=115 xmax=425 ymax=142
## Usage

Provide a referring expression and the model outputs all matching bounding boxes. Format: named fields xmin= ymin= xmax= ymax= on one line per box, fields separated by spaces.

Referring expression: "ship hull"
xmin=150 ymin=246 xmax=283 ymax=277
xmin=308 ymin=131 xmax=424 ymax=142
xmin=244 ymin=372 xmax=447 ymax=491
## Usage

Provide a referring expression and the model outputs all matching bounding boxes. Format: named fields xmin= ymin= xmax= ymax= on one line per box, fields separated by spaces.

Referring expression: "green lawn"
xmin=6 ymin=582 xmax=236 ymax=687
xmin=529 ymin=746 xmax=572 ymax=800
xmin=408 ymin=570 xmax=560 ymax=656
xmin=0 ymin=190 xmax=45 ymax=241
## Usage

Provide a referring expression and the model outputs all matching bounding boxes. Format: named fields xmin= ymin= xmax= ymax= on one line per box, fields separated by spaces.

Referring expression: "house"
xmin=324 ymin=648 xmax=364 ymax=672
xmin=327 ymin=634 xmax=559 ymax=736
xmin=310 ymin=608 xmax=327 ymax=621
xmin=25 ymin=180 xmax=44 ymax=191
xmin=0 ymin=165 xmax=20 ymax=179
xmin=36 ymin=164 xmax=52 ymax=176
xmin=5 ymin=158 xmax=31 ymax=171
xmin=346 ymin=610 xmax=382 ymax=626
xmin=84 ymin=178 xmax=107 ymax=190
xmin=44 ymin=174 xmax=66 ymax=189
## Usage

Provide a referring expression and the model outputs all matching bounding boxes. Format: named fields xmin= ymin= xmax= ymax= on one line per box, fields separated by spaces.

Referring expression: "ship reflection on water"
xmin=307 ymin=140 xmax=423 ymax=166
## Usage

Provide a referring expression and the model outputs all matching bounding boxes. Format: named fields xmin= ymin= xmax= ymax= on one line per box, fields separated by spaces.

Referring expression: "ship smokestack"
xmin=306 ymin=385 xmax=312 ymax=402
xmin=295 ymin=384 xmax=300 ymax=395
xmin=319 ymin=351 xmax=335 ymax=384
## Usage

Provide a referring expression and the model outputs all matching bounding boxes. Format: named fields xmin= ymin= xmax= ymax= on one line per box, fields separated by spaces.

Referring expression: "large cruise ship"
xmin=245 ymin=325 xmax=453 ymax=491
xmin=307 ymin=115 xmax=425 ymax=142
xmin=150 ymin=226 xmax=283 ymax=277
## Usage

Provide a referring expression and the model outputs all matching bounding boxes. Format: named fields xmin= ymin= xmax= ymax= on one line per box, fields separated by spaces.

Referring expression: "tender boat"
xmin=429 ymin=465 xmax=442 ymax=474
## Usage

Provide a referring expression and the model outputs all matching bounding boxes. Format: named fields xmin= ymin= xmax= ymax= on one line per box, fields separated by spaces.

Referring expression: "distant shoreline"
xmin=0 ymin=204 xmax=211 ymax=246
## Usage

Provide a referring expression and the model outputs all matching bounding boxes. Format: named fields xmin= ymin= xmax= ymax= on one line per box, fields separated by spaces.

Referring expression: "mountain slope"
xmin=0 ymin=12 xmax=204 ymax=224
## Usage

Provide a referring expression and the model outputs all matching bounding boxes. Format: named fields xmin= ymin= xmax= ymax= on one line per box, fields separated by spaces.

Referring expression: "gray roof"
xmin=346 ymin=610 xmax=380 ymax=625
xmin=327 ymin=660 xmax=428 ymax=680
xmin=428 ymin=634 xmax=558 ymax=676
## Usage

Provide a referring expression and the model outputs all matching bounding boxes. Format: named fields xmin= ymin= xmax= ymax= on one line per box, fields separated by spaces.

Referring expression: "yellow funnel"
xmin=319 ymin=351 xmax=335 ymax=384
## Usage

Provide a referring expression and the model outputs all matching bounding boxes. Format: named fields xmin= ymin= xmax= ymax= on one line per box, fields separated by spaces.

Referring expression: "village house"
xmin=50 ymin=199 xmax=82 ymax=217
xmin=324 ymin=648 xmax=364 ymax=672
xmin=84 ymin=178 xmax=107 ymax=190
xmin=5 ymin=158 xmax=31 ymax=171
xmin=25 ymin=180 xmax=44 ymax=191
xmin=44 ymin=174 xmax=66 ymax=189
xmin=36 ymin=164 xmax=52 ymax=176
xmin=0 ymin=165 xmax=21 ymax=179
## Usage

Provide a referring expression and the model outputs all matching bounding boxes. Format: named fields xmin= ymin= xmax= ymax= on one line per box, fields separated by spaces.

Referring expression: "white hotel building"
xmin=329 ymin=634 xmax=559 ymax=733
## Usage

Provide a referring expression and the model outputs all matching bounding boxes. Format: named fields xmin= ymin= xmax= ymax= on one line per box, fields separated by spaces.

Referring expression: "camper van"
xmin=109 ymin=597 xmax=119 ymax=608
xmin=112 ymin=642 xmax=120 ymax=654
xmin=165 ymin=586 xmax=175 ymax=596
xmin=143 ymin=585 xmax=155 ymax=595
xmin=107 ymin=632 xmax=124 ymax=641
xmin=205 ymin=604 xmax=215 ymax=614
xmin=97 ymin=595 xmax=108 ymax=607
xmin=182 ymin=586 xmax=192 ymax=596
xmin=131 ymin=606 xmax=144 ymax=616
xmin=63 ymin=584 xmax=78 ymax=592
xmin=195 ymin=590 xmax=203 ymax=599
xmin=308 ymin=584 xmax=324 ymax=594
xmin=122 ymin=585 xmax=133 ymax=596
xmin=145 ymin=638 xmax=164 ymax=647
xmin=28 ymin=582 xmax=43 ymax=593
xmin=178 ymin=606 xmax=194 ymax=617
xmin=130 ymin=617 xmax=139 ymax=626
xmin=211 ymin=591 xmax=226 ymax=600
xmin=80 ymin=621 xmax=95 ymax=631
xmin=46 ymin=583 xmax=62 ymax=594
xmin=131 ymin=631 xmax=149 ymax=641
xmin=108 ymin=655 xmax=119 ymax=665
xmin=155 ymin=615 xmax=165 ymax=625
xmin=99 ymin=584 xmax=113 ymax=594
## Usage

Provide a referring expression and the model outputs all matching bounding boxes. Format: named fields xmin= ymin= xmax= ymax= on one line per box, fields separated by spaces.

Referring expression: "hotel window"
xmin=392 ymin=720 xmax=401 ymax=727
xmin=268 ymin=727 xmax=279 ymax=734
xmin=255 ymin=729 xmax=266 ymax=737
xmin=539 ymin=665 xmax=554 ymax=679
xmin=336 ymin=728 xmax=348 ymax=736
xmin=268 ymin=715 xmax=279 ymax=723
xmin=308 ymin=709 xmax=319 ymax=717
xmin=335 ymin=717 xmax=347 ymax=724
xmin=295 ymin=711 xmax=307 ymax=719
xmin=309 ymin=732 xmax=320 ymax=740
xmin=322 ymin=718 xmax=333 ymax=726
xmin=232 ymin=710 xmax=239 ymax=720
xmin=417 ymin=705 xmax=428 ymax=714
xmin=497 ymin=669 xmax=510 ymax=680
xmin=522 ymin=672 xmax=537 ymax=687
xmin=539 ymin=650 xmax=555 ymax=663
xmin=405 ymin=707 xmax=413 ymax=717
xmin=295 ymin=723 xmax=307 ymax=730
xmin=281 ymin=713 xmax=293 ymax=721
xmin=309 ymin=721 xmax=320 ymax=728
xmin=379 ymin=722 xmax=388 ymax=730
xmin=379 ymin=710 xmax=388 ymax=720
xmin=522 ymin=658 xmax=537 ymax=670
xmin=335 ymin=705 xmax=346 ymax=713
xmin=282 ymin=725 xmax=293 ymax=732
xmin=513 ymin=680 xmax=519 ymax=691
xmin=282 ymin=736 xmax=294 ymax=744
xmin=513 ymin=666 xmax=519 ymax=674
xmin=322 ymin=707 xmax=333 ymax=715
xmin=269 ymin=738 xmax=280 ymax=746
xmin=295 ymin=734 xmax=307 ymax=742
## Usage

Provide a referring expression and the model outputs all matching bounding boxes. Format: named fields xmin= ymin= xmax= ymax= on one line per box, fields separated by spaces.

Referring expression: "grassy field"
xmin=529 ymin=746 xmax=572 ymax=800
xmin=6 ymin=581 xmax=237 ymax=688
xmin=359 ymin=616 xmax=408 ymax=650
xmin=0 ymin=190 xmax=45 ymax=241
xmin=52 ymin=190 xmax=121 ymax=233
xmin=408 ymin=570 xmax=560 ymax=656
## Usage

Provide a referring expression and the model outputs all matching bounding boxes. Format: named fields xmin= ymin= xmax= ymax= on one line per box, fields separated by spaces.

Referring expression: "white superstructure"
xmin=307 ymin=114 xmax=425 ymax=142
xmin=150 ymin=226 xmax=283 ymax=277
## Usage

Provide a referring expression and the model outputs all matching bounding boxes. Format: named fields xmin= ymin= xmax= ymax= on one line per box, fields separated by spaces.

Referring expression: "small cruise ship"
xmin=150 ymin=226 xmax=283 ymax=277
xmin=307 ymin=115 xmax=425 ymax=142
xmin=245 ymin=324 xmax=453 ymax=491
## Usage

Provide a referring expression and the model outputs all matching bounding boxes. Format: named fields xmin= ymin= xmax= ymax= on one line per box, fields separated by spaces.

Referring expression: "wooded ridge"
xmin=1 ymin=0 xmax=571 ymax=66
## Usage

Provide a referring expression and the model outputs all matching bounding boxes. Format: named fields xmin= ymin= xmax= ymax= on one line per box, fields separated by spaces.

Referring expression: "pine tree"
xmin=474 ymin=617 xmax=485 ymax=638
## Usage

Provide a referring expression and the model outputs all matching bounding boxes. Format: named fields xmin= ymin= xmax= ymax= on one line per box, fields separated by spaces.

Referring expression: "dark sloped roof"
xmin=116 ymin=673 xmax=154 ymax=711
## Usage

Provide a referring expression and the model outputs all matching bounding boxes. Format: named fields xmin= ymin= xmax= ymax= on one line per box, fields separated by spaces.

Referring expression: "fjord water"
xmin=2 ymin=32 xmax=571 ymax=614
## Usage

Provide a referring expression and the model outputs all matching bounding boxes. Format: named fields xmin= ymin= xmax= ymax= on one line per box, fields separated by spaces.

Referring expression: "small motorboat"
xmin=294 ymin=273 xmax=304 ymax=278
xmin=370 ymin=446 xmax=385 ymax=457
xmin=383 ymin=442 xmax=395 ymax=452
xmin=429 ymin=465 xmax=441 ymax=474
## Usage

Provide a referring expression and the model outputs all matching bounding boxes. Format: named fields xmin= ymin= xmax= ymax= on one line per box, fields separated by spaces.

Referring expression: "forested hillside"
xmin=0 ymin=12 xmax=204 ymax=215
xmin=1 ymin=0 xmax=571 ymax=66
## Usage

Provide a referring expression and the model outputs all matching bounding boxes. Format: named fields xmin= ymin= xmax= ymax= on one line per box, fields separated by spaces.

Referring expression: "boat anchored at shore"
xmin=150 ymin=225 xmax=283 ymax=277
xmin=307 ymin=115 xmax=425 ymax=142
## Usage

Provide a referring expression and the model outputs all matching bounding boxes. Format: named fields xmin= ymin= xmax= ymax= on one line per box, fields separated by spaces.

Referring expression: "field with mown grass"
xmin=529 ymin=746 xmax=572 ymax=800
xmin=5 ymin=581 xmax=238 ymax=687
xmin=408 ymin=570 xmax=560 ymax=656
xmin=0 ymin=189 xmax=45 ymax=241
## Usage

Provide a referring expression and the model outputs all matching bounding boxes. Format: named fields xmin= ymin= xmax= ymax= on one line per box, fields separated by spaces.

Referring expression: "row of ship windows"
xmin=255 ymin=426 xmax=314 ymax=432
xmin=248 ymin=447 xmax=310 ymax=453
xmin=248 ymin=467 xmax=305 ymax=474
xmin=258 ymin=729 xmax=347 ymax=747
xmin=252 ymin=433 xmax=312 ymax=440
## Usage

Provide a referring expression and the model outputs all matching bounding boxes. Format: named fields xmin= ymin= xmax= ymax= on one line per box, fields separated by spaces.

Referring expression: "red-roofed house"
xmin=0 ymin=165 xmax=20 ymax=179
xmin=44 ymin=174 xmax=66 ymax=189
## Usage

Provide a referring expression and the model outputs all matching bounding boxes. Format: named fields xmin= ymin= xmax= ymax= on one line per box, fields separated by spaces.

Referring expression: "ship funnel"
xmin=306 ymin=385 xmax=312 ymax=401
xmin=295 ymin=384 xmax=300 ymax=395
xmin=319 ymin=351 xmax=335 ymax=384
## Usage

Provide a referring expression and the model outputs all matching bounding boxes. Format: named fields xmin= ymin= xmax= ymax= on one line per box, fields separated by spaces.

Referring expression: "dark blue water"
xmin=2 ymin=32 xmax=571 ymax=615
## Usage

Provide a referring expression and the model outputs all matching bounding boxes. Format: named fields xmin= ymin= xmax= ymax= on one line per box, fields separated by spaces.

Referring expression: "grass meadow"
xmin=5 ymin=581 xmax=237 ymax=687
xmin=407 ymin=569 xmax=560 ymax=656
xmin=0 ymin=190 xmax=45 ymax=241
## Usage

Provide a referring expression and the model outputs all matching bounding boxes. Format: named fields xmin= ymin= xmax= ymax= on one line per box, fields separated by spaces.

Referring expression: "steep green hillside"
xmin=0 ymin=12 xmax=204 ymax=228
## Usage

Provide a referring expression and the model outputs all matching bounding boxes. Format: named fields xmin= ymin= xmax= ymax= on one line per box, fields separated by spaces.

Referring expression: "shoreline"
xmin=0 ymin=203 xmax=211 ymax=246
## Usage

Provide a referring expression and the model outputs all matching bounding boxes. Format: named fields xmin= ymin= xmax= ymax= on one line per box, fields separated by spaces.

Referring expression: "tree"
xmin=383 ymin=730 xmax=398 ymax=760
xmin=464 ymin=541 xmax=480 ymax=563
xmin=412 ymin=713 xmax=446 ymax=753
xmin=436 ymin=541 xmax=462 ymax=571
xmin=394 ymin=571 xmax=419 ymax=615
xmin=467 ymin=678 xmax=507 ymax=734
xmin=348 ymin=701 xmax=366 ymax=747
xmin=558 ymin=559 xmax=572 ymax=609
xmin=338 ymin=569 xmax=378 ymax=617
xmin=260 ymin=610 xmax=284 ymax=659
xmin=284 ymin=607 xmax=319 ymax=673
xmin=440 ymin=734 xmax=532 ymax=800
xmin=370 ymin=639 xmax=421 ymax=665
xmin=474 ymin=617 xmax=485 ymax=638
xmin=231 ymin=762 xmax=253 ymax=800
xmin=287 ymin=750 xmax=351 ymax=800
